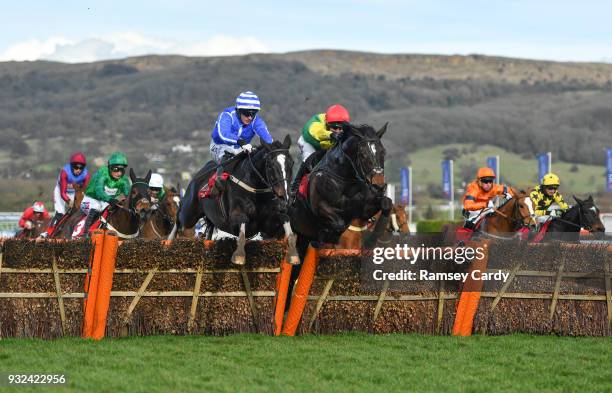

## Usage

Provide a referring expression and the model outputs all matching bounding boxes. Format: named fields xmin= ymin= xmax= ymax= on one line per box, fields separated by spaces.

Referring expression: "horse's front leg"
xmin=363 ymin=196 xmax=393 ymax=249
xmin=230 ymin=199 xmax=255 ymax=265
xmin=315 ymin=200 xmax=346 ymax=244
xmin=283 ymin=221 xmax=300 ymax=265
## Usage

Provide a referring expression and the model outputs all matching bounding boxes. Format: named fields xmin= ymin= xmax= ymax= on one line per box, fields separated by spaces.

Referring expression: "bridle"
xmin=243 ymin=148 xmax=293 ymax=202
xmin=317 ymin=135 xmax=385 ymax=192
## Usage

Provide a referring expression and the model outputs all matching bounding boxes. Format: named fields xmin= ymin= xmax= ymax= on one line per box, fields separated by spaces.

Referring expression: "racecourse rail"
xmin=0 ymin=231 xmax=610 ymax=339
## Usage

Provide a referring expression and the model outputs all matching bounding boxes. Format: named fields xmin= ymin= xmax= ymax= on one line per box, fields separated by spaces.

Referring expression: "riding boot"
xmin=82 ymin=209 xmax=101 ymax=237
xmin=210 ymin=165 xmax=226 ymax=198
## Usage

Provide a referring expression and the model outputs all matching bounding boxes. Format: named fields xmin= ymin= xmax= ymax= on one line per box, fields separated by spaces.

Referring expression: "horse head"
xmin=339 ymin=123 xmax=387 ymax=192
xmin=260 ymin=135 xmax=294 ymax=208
xmin=573 ymin=195 xmax=605 ymax=234
xmin=128 ymin=168 xmax=152 ymax=217
xmin=162 ymin=186 xmax=180 ymax=224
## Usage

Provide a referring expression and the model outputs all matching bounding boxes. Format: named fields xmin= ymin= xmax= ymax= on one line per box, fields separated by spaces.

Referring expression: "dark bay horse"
xmin=289 ymin=123 xmax=393 ymax=258
xmin=53 ymin=169 xmax=152 ymax=239
xmin=140 ymin=187 xmax=179 ymax=239
xmin=174 ymin=136 xmax=297 ymax=264
xmin=540 ymin=195 xmax=605 ymax=241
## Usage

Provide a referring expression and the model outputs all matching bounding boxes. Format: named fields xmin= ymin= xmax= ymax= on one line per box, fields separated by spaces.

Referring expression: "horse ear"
xmin=573 ymin=195 xmax=582 ymax=204
xmin=587 ymin=195 xmax=593 ymax=202
xmin=283 ymin=134 xmax=291 ymax=149
xmin=377 ymin=122 xmax=388 ymax=139
xmin=129 ymin=168 xmax=136 ymax=182
xmin=145 ymin=170 xmax=152 ymax=183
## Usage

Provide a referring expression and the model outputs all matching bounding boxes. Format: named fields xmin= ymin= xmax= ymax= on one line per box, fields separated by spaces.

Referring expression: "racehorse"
xmin=289 ymin=123 xmax=393 ymax=259
xmin=140 ymin=187 xmax=180 ymax=239
xmin=336 ymin=203 xmax=409 ymax=249
xmin=173 ymin=136 xmax=297 ymax=264
xmin=538 ymin=195 xmax=605 ymax=241
xmin=54 ymin=169 xmax=152 ymax=239
xmin=15 ymin=217 xmax=50 ymax=239
xmin=46 ymin=183 xmax=86 ymax=238
xmin=450 ymin=190 xmax=534 ymax=244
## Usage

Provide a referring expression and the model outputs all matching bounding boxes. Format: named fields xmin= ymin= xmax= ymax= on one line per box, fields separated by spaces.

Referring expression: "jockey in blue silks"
xmin=209 ymin=91 xmax=273 ymax=196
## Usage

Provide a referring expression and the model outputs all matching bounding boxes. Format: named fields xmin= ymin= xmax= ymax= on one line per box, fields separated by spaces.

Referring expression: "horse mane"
xmin=342 ymin=123 xmax=379 ymax=140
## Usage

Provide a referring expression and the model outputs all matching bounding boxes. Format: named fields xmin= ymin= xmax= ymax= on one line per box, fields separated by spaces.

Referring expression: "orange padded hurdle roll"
xmin=281 ymin=244 xmax=319 ymax=336
xmin=82 ymin=230 xmax=105 ymax=338
xmin=91 ymin=231 xmax=119 ymax=340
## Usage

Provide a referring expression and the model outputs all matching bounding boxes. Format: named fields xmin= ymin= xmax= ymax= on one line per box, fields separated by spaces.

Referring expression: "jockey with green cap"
xmin=79 ymin=152 xmax=131 ymax=234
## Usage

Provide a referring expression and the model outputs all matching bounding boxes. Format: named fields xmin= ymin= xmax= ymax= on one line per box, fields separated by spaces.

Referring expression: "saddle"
xmin=71 ymin=208 xmax=112 ymax=238
xmin=198 ymin=172 xmax=230 ymax=199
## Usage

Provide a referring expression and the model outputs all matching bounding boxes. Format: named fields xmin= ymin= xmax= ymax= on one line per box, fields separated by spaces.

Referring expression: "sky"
xmin=1 ymin=0 xmax=611 ymax=63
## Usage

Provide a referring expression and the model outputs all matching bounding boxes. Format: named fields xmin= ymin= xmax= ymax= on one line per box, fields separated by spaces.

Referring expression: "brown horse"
xmin=447 ymin=190 xmax=534 ymax=244
xmin=47 ymin=183 xmax=86 ymax=238
xmin=336 ymin=204 xmax=409 ymax=249
xmin=53 ymin=169 xmax=152 ymax=239
xmin=15 ymin=217 xmax=51 ymax=239
xmin=140 ymin=187 xmax=179 ymax=239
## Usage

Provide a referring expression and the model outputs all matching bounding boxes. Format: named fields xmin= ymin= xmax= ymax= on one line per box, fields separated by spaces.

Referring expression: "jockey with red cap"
xmin=19 ymin=201 xmax=50 ymax=230
xmin=291 ymin=104 xmax=350 ymax=199
xmin=47 ymin=152 xmax=91 ymax=234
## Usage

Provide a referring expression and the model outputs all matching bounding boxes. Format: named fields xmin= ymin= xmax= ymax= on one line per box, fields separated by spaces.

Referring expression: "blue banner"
xmin=607 ymin=148 xmax=612 ymax=192
xmin=537 ymin=153 xmax=550 ymax=182
xmin=442 ymin=160 xmax=452 ymax=199
xmin=400 ymin=167 xmax=410 ymax=204
xmin=486 ymin=156 xmax=498 ymax=179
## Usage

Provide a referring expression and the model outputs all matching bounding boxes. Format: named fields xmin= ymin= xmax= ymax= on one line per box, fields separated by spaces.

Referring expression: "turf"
xmin=1 ymin=334 xmax=610 ymax=393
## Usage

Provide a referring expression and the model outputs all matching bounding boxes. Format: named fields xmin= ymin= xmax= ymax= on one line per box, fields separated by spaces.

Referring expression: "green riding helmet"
xmin=107 ymin=152 xmax=128 ymax=167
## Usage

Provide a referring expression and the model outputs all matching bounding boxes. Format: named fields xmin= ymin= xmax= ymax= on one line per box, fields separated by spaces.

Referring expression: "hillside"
xmin=0 ymin=50 xmax=611 ymax=194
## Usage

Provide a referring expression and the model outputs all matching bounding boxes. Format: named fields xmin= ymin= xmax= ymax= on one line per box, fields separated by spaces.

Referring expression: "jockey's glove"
xmin=242 ymin=144 xmax=253 ymax=153
xmin=505 ymin=193 xmax=513 ymax=200
xmin=25 ymin=220 xmax=33 ymax=229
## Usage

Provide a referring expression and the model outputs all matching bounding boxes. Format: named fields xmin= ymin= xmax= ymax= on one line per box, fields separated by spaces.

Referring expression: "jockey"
xmin=291 ymin=104 xmax=350 ymax=198
xmin=49 ymin=152 xmax=90 ymax=229
xmin=19 ymin=201 xmax=50 ymax=230
xmin=148 ymin=173 xmax=166 ymax=206
xmin=209 ymin=91 xmax=273 ymax=196
xmin=461 ymin=167 xmax=514 ymax=231
xmin=529 ymin=173 xmax=569 ymax=224
xmin=80 ymin=152 xmax=131 ymax=234
xmin=297 ymin=104 xmax=350 ymax=162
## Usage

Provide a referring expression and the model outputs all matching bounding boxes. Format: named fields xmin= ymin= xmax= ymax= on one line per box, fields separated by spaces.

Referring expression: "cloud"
xmin=0 ymin=33 xmax=270 ymax=63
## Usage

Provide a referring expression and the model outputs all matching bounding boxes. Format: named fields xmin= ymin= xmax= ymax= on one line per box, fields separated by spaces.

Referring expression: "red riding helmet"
xmin=325 ymin=104 xmax=350 ymax=124
xmin=70 ymin=152 xmax=87 ymax=165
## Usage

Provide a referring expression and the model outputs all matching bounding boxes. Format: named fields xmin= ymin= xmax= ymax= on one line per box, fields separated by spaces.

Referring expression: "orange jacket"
xmin=462 ymin=181 xmax=513 ymax=211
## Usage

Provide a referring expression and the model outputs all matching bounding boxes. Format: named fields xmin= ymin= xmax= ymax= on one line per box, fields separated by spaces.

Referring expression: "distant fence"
xmin=0 ymin=213 xmax=20 ymax=237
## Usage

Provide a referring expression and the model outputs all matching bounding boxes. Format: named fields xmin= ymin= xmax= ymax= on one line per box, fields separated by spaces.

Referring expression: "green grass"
xmin=1 ymin=334 xmax=610 ymax=393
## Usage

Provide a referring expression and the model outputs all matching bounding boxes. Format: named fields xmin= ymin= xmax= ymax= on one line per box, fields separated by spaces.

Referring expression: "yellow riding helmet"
xmin=541 ymin=173 xmax=560 ymax=186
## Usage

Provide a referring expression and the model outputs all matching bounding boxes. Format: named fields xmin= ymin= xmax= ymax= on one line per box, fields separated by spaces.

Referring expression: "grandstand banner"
xmin=486 ymin=156 xmax=499 ymax=184
xmin=607 ymin=148 xmax=612 ymax=192
xmin=537 ymin=152 xmax=551 ymax=182
xmin=400 ymin=167 xmax=410 ymax=205
xmin=442 ymin=160 xmax=453 ymax=200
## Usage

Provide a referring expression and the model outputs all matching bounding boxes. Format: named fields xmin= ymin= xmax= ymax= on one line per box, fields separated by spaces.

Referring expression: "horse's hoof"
xmin=288 ymin=255 xmax=301 ymax=265
xmin=232 ymin=254 xmax=246 ymax=265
